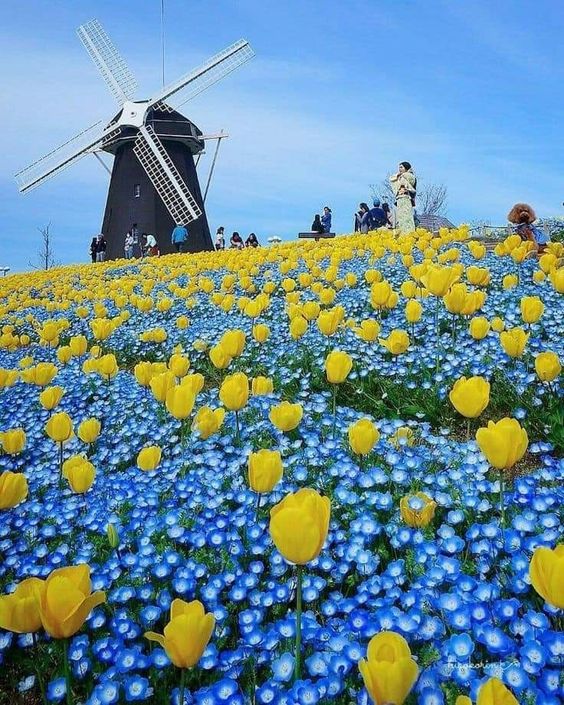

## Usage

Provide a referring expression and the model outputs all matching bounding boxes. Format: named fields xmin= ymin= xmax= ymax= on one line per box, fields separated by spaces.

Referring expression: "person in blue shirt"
xmin=171 ymin=224 xmax=188 ymax=252
xmin=368 ymin=198 xmax=388 ymax=229
xmin=320 ymin=206 xmax=332 ymax=233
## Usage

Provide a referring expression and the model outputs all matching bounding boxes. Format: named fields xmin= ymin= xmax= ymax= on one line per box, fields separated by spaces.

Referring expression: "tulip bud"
xmin=325 ymin=350 xmax=353 ymax=384
xmin=529 ymin=544 xmax=564 ymax=609
xmin=165 ymin=385 xmax=196 ymax=420
xmin=168 ymin=353 xmax=190 ymax=379
xmin=77 ymin=418 xmax=101 ymax=444
xmin=476 ymin=418 xmax=528 ymax=470
xmin=269 ymin=488 xmax=330 ymax=564
xmin=359 ymin=631 xmax=419 ymax=705
xmin=220 ymin=330 xmax=246 ymax=357
xmin=248 ymin=449 xmax=283 ymax=493
xmin=449 ymin=376 xmax=490 ymax=418
xmin=0 ymin=470 xmax=28 ymax=509
xmin=534 ymin=351 xmax=561 ymax=382
xmin=289 ymin=316 xmax=308 ymax=340
xmin=209 ymin=344 xmax=232 ymax=370
xmin=379 ymin=329 xmax=410 ymax=355
xmin=405 ymin=299 xmax=422 ymax=323
xmin=269 ymin=401 xmax=303 ymax=432
xmin=45 ymin=412 xmax=73 ymax=444
xmin=69 ymin=335 xmax=88 ymax=357
xmin=348 ymin=418 xmax=380 ymax=455
xmin=500 ymin=327 xmax=529 ymax=358
xmin=66 ymin=459 xmax=96 ymax=493
xmin=137 ymin=446 xmax=162 ymax=472
xmin=252 ymin=324 xmax=270 ymax=343
xmin=192 ymin=406 xmax=225 ymax=440
xmin=520 ymin=296 xmax=544 ymax=324
xmin=476 ymin=678 xmax=519 ymax=705
xmin=0 ymin=428 xmax=26 ymax=455
xmin=219 ymin=373 xmax=249 ymax=411
xmin=106 ymin=523 xmax=120 ymax=550
xmin=39 ymin=385 xmax=64 ymax=411
xmin=251 ymin=376 xmax=274 ymax=396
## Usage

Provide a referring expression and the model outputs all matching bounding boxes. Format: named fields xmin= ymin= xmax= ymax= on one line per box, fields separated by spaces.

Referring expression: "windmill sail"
xmin=133 ymin=125 xmax=202 ymax=225
xmin=148 ymin=39 xmax=254 ymax=112
xmin=77 ymin=19 xmax=137 ymax=103
xmin=15 ymin=122 xmax=121 ymax=193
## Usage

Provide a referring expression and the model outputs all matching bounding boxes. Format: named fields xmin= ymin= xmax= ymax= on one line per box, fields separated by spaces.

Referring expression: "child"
xmin=507 ymin=203 xmax=550 ymax=254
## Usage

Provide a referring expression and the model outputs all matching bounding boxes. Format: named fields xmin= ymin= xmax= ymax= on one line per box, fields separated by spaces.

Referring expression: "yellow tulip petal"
xmin=145 ymin=631 xmax=166 ymax=648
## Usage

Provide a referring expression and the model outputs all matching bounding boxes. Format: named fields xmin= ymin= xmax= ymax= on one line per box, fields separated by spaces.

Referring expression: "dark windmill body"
xmin=15 ymin=20 xmax=254 ymax=260
xmin=101 ymin=105 xmax=211 ymax=259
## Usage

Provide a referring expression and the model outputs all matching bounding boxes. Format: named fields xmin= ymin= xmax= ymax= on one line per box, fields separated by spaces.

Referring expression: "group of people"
xmin=310 ymin=207 xmax=333 ymax=234
xmin=214 ymin=227 xmax=260 ymax=250
xmin=354 ymin=199 xmax=393 ymax=233
xmin=89 ymin=234 xmax=107 ymax=262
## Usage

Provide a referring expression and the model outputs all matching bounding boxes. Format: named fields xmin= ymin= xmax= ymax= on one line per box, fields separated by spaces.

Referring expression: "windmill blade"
xmin=148 ymin=39 xmax=254 ymax=113
xmin=15 ymin=121 xmax=121 ymax=193
xmin=133 ymin=125 xmax=202 ymax=225
xmin=77 ymin=19 xmax=137 ymax=103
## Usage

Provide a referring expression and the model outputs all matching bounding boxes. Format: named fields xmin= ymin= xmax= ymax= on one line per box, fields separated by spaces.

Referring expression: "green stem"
xmin=59 ymin=443 xmax=64 ymax=488
xmin=294 ymin=565 xmax=303 ymax=682
xmin=32 ymin=633 xmax=47 ymax=705
xmin=178 ymin=667 xmax=187 ymax=705
xmin=331 ymin=385 xmax=337 ymax=438
xmin=466 ymin=418 xmax=471 ymax=441
xmin=499 ymin=470 xmax=505 ymax=528
xmin=235 ymin=410 xmax=241 ymax=444
xmin=63 ymin=638 xmax=72 ymax=705
xmin=255 ymin=492 xmax=261 ymax=523
xmin=435 ymin=297 xmax=440 ymax=374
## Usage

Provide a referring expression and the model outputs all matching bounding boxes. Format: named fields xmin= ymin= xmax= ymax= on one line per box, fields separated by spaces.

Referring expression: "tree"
xmin=369 ymin=176 xmax=448 ymax=216
xmin=29 ymin=223 xmax=58 ymax=270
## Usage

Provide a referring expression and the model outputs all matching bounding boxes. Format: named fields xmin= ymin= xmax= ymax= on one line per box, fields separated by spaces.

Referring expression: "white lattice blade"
xmin=134 ymin=125 xmax=202 ymax=225
xmin=148 ymin=39 xmax=254 ymax=112
xmin=15 ymin=122 xmax=121 ymax=193
xmin=77 ymin=19 xmax=137 ymax=103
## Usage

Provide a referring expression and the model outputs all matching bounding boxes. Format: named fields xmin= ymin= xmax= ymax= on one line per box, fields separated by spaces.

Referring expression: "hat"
xmin=373 ymin=198 xmax=381 ymax=207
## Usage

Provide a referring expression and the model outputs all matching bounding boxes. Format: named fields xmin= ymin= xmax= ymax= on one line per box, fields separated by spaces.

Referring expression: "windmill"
xmin=15 ymin=19 xmax=254 ymax=259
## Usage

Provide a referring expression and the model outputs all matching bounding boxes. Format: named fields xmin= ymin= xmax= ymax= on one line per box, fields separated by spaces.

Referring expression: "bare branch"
xmin=30 ymin=222 xmax=58 ymax=270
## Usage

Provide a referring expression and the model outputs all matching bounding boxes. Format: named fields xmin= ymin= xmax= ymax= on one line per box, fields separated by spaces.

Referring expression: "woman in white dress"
xmin=390 ymin=162 xmax=417 ymax=233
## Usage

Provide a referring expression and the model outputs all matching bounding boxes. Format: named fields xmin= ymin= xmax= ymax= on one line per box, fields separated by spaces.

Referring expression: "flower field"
xmin=0 ymin=227 xmax=563 ymax=705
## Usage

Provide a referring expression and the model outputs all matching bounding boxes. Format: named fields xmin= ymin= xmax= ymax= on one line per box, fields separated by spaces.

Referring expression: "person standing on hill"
xmin=321 ymin=206 xmax=332 ymax=233
xmin=171 ymin=224 xmax=188 ymax=253
xmin=390 ymin=161 xmax=417 ymax=233
xmin=95 ymin=234 xmax=107 ymax=262
xmin=369 ymin=198 xmax=388 ymax=229
xmin=89 ymin=237 xmax=97 ymax=263
xmin=124 ymin=230 xmax=134 ymax=259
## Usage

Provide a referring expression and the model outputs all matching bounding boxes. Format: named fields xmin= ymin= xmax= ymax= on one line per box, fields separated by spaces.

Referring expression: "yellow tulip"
xmin=476 ymin=418 xmax=528 ymax=469
xmin=400 ymin=492 xmax=437 ymax=527
xmin=192 ymin=406 xmax=225 ymax=440
xmin=77 ymin=418 xmax=101 ymax=444
xmin=180 ymin=373 xmax=205 ymax=396
xmin=449 ymin=376 xmax=490 ymax=418
xmin=354 ymin=319 xmax=380 ymax=342
xmin=370 ymin=281 xmax=393 ymax=308
xmin=90 ymin=318 xmax=113 ymax=341
xmin=325 ymin=350 xmax=353 ymax=384
xmin=539 ymin=253 xmax=557 ymax=273
xmin=26 ymin=362 xmax=58 ymax=387
xmin=69 ymin=335 xmax=88 ymax=357
xmin=549 ymin=267 xmax=564 ymax=293
xmin=476 ymin=678 xmax=518 ymax=705
xmin=0 ymin=470 xmax=28 ymax=509
xmin=405 ymin=299 xmax=422 ymax=323
xmin=502 ymin=274 xmax=519 ymax=290
xmin=490 ymin=316 xmax=505 ymax=333
xmin=193 ymin=339 xmax=208 ymax=352
xmin=0 ymin=577 xmax=45 ymax=633
xmin=390 ymin=426 xmax=415 ymax=448
xmin=520 ymin=296 xmax=544 ymax=324
xmin=359 ymin=631 xmax=419 ymax=705
xmin=270 ymin=488 xmax=330 ymax=564
xmin=420 ymin=265 xmax=460 ymax=296
xmin=252 ymin=324 xmax=270 ymax=343
xmin=168 ymin=353 xmax=190 ymax=379
xmin=145 ymin=599 xmax=215 ymax=668
xmin=466 ymin=265 xmax=490 ymax=286
xmin=134 ymin=361 xmax=154 ymax=387
xmin=66 ymin=459 xmax=96 ymax=493
xmin=45 ymin=412 xmax=73 ymax=443
xmin=533 ymin=270 xmax=546 ymax=283
xmin=1 ymin=428 xmax=26 ymax=455
xmin=220 ymin=330 xmax=246 ymax=357
xmin=269 ymin=401 xmax=303 ymax=432
xmin=348 ymin=418 xmax=380 ymax=455
xmin=469 ymin=317 xmax=490 ymax=340
xmin=137 ymin=446 xmax=162 ymax=471
xmin=176 ymin=315 xmax=190 ymax=329
xmin=97 ymin=354 xmax=118 ymax=380
xmin=219 ymin=372 xmax=249 ymax=411
xmin=150 ymin=371 xmax=177 ymax=403
xmin=302 ymin=301 xmax=321 ymax=321
xmin=0 ymin=368 xmax=18 ymax=388
xmin=534 ymin=351 xmax=561 ymax=382
xmin=443 ymin=283 xmax=468 ymax=314
xmin=500 ymin=327 xmax=529 ymax=357
xmin=37 ymin=564 xmax=106 ymax=639
xmin=456 ymin=697 xmax=472 ymax=705
xmin=248 ymin=449 xmax=283 ymax=493
xmin=209 ymin=344 xmax=232 ymax=369
xmin=166 ymin=386 xmax=196 ymax=420
xmin=529 ymin=544 xmax=564 ymax=609
xmin=289 ymin=315 xmax=308 ymax=340
xmin=251 ymin=376 xmax=274 ymax=396
xmin=39 ymin=385 xmax=64 ymax=410
xmin=379 ymin=329 xmax=410 ymax=355
xmin=57 ymin=346 xmax=72 ymax=365
xmin=317 ymin=307 xmax=343 ymax=336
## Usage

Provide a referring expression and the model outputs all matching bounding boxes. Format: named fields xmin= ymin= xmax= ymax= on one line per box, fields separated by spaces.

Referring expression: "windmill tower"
xmin=15 ymin=20 xmax=254 ymax=259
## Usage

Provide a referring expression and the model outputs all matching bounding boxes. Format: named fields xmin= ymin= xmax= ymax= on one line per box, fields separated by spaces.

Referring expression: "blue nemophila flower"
xmin=271 ymin=652 xmax=294 ymax=682
xmin=124 ymin=675 xmax=152 ymax=701
xmin=47 ymin=677 xmax=67 ymax=702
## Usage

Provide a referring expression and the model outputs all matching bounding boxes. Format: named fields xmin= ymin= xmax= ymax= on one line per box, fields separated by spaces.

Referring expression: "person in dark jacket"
xmin=245 ymin=233 xmax=259 ymax=248
xmin=355 ymin=203 xmax=371 ymax=233
xmin=230 ymin=231 xmax=244 ymax=249
xmin=321 ymin=207 xmax=332 ymax=233
xmin=368 ymin=198 xmax=388 ymax=229
xmin=95 ymin=234 xmax=107 ymax=262
xmin=382 ymin=203 xmax=393 ymax=228
xmin=311 ymin=214 xmax=324 ymax=233
xmin=89 ymin=237 xmax=97 ymax=263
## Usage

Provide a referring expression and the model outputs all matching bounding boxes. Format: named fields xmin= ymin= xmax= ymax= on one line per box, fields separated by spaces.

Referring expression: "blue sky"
xmin=1 ymin=0 xmax=562 ymax=272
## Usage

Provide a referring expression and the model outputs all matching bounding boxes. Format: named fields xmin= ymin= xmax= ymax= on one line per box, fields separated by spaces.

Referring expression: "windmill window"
xmin=134 ymin=184 xmax=141 ymax=198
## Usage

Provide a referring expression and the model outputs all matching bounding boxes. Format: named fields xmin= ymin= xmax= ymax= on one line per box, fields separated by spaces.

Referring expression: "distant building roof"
xmin=417 ymin=214 xmax=455 ymax=231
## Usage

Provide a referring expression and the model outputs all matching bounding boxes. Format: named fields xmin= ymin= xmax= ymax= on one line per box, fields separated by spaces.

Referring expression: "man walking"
xmin=171 ymin=224 xmax=189 ymax=253
xmin=95 ymin=234 xmax=107 ymax=262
